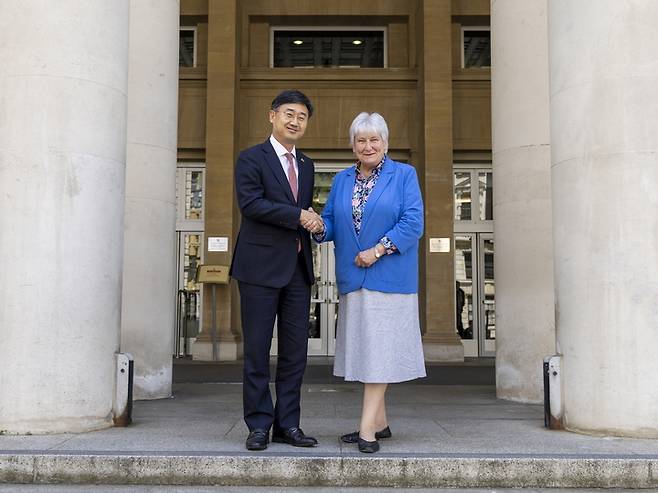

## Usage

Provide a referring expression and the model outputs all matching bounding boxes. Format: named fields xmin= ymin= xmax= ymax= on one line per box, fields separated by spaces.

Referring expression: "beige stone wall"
xmin=177 ymin=0 xmax=492 ymax=359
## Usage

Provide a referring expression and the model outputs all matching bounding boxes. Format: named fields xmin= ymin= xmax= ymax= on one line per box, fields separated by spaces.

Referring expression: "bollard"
xmin=113 ymin=353 xmax=134 ymax=427
xmin=543 ymin=355 xmax=564 ymax=430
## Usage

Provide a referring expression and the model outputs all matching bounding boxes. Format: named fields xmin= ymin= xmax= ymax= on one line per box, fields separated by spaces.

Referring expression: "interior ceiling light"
xmin=352 ymin=39 xmax=362 ymax=45
xmin=293 ymin=39 xmax=303 ymax=45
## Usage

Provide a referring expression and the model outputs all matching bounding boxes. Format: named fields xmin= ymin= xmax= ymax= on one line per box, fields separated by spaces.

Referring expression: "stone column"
xmin=0 ymin=1 xmax=129 ymax=433
xmin=491 ymin=0 xmax=556 ymax=403
xmin=549 ymin=0 xmax=658 ymax=436
xmin=420 ymin=0 xmax=464 ymax=361
xmin=192 ymin=0 xmax=241 ymax=361
xmin=120 ymin=0 xmax=179 ymax=400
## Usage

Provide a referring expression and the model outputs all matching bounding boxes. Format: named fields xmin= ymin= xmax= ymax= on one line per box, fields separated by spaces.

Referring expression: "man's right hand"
xmin=300 ymin=208 xmax=324 ymax=234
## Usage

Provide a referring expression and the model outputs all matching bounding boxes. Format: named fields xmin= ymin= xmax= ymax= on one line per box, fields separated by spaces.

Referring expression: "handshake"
xmin=300 ymin=207 xmax=324 ymax=234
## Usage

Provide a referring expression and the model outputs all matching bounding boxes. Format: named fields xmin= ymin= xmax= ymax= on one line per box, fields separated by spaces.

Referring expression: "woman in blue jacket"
xmin=314 ymin=112 xmax=425 ymax=453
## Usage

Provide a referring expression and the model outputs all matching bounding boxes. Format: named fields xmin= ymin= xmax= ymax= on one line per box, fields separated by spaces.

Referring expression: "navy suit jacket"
xmin=230 ymin=139 xmax=315 ymax=288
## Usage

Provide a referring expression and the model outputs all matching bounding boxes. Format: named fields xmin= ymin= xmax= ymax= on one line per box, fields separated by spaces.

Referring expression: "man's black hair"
xmin=271 ymin=90 xmax=314 ymax=118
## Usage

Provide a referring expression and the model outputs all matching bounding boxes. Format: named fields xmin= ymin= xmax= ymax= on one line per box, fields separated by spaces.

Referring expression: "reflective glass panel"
xmin=273 ymin=31 xmax=384 ymax=68
xmin=454 ymin=235 xmax=474 ymax=340
xmin=463 ymin=30 xmax=491 ymax=68
xmin=309 ymin=242 xmax=322 ymax=340
xmin=185 ymin=170 xmax=204 ymax=220
xmin=478 ymin=171 xmax=493 ymax=221
xmin=308 ymin=302 xmax=322 ymax=339
xmin=178 ymin=289 xmax=200 ymax=339
xmin=454 ymin=172 xmax=472 ymax=221
xmin=176 ymin=233 xmax=203 ymax=354
xmin=179 ymin=29 xmax=195 ymax=67
xmin=308 ymin=170 xmax=336 ymax=342
xmin=313 ymin=171 xmax=337 ymax=213
xmin=183 ymin=233 xmax=201 ymax=291
xmin=482 ymin=239 xmax=495 ymax=340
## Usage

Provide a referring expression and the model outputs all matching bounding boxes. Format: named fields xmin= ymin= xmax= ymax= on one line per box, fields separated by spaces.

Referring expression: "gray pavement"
xmin=1 ymin=383 xmax=657 ymax=488
xmin=2 ymin=489 xmax=657 ymax=493
xmin=1 ymin=489 xmax=656 ymax=493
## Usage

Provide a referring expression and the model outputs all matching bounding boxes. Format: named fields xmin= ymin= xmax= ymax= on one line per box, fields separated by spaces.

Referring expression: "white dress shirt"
xmin=269 ymin=135 xmax=298 ymax=181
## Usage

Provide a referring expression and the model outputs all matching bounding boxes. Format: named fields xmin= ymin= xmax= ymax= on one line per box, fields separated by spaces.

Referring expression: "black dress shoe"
xmin=341 ymin=426 xmax=392 ymax=444
xmin=246 ymin=429 xmax=269 ymax=451
xmin=272 ymin=427 xmax=318 ymax=447
xmin=358 ymin=436 xmax=380 ymax=453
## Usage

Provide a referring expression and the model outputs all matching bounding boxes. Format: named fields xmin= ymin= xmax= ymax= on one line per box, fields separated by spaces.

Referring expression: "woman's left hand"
xmin=355 ymin=248 xmax=378 ymax=268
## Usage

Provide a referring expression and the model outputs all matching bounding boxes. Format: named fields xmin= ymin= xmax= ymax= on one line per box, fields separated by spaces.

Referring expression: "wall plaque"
xmin=208 ymin=236 xmax=229 ymax=252
xmin=429 ymin=237 xmax=451 ymax=253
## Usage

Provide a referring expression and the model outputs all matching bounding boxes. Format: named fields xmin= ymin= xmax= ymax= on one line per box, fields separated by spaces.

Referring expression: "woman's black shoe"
xmin=357 ymin=437 xmax=380 ymax=453
xmin=341 ymin=426 xmax=392 ymax=443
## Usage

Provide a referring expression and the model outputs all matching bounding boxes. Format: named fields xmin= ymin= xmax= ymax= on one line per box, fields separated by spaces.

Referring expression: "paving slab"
xmin=0 ymin=383 xmax=657 ymax=489
xmin=1 ymin=488 xmax=653 ymax=493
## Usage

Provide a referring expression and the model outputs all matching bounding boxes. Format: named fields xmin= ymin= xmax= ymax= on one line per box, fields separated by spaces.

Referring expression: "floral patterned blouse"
xmin=313 ymin=156 xmax=397 ymax=254
xmin=352 ymin=158 xmax=396 ymax=254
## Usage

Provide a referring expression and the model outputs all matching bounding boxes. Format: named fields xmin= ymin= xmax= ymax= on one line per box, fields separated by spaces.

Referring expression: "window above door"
xmin=176 ymin=164 xmax=205 ymax=231
xmin=454 ymin=166 xmax=493 ymax=232
xmin=270 ymin=27 xmax=387 ymax=68
xmin=179 ymin=27 xmax=197 ymax=67
xmin=461 ymin=27 xmax=490 ymax=69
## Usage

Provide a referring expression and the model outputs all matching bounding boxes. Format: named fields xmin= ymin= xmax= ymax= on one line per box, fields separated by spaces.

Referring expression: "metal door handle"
xmin=328 ymin=281 xmax=339 ymax=303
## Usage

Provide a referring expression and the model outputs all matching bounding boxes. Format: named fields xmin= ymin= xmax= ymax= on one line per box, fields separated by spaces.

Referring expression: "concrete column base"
xmin=0 ymin=416 xmax=112 ymax=435
xmin=133 ymin=362 xmax=173 ymax=401
xmin=192 ymin=340 xmax=243 ymax=361
xmin=423 ymin=342 xmax=465 ymax=362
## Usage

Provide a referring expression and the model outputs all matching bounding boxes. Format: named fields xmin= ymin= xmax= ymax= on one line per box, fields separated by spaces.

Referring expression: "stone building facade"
xmin=1 ymin=0 xmax=656 ymax=437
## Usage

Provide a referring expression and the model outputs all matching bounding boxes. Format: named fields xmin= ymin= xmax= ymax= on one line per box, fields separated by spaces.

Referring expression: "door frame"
xmin=454 ymin=232 xmax=495 ymax=357
xmin=270 ymin=163 xmax=349 ymax=357
xmin=477 ymin=233 xmax=495 ymax=357
xmin=174 ymin=231 xmax=204 ymax=356
xmin=174 ymin=163 xmax=206 ymax=357
xmin=307 ymin=241 xmax=338 ymax=356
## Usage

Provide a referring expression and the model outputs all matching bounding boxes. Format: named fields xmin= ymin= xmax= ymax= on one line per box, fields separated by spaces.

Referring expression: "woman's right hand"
xmin=354 ymin=248 xmax=379 ymax=268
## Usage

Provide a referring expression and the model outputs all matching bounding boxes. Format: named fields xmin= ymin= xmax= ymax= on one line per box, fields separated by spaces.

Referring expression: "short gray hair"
xmin=349 ymin=112 xmax=389 ymax=153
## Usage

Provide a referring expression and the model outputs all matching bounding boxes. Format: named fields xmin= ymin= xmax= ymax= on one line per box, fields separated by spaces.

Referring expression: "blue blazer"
xmin=319 ymin=157 xmax=424 ymax=295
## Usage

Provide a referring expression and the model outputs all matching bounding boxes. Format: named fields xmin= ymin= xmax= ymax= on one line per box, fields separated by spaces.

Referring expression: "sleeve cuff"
xmin=313 ymin=229 xmax=327 ymax=243
xmin=379 ymin=236 xmax=398 ymax=254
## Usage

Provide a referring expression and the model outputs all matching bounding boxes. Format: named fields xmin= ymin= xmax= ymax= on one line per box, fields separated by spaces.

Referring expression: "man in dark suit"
xmin=230 ymin=90 xmax=323 ymax=451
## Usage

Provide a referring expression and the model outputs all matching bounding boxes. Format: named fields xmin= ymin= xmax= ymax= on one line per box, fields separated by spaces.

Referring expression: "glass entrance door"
xmin=307 ymin=168 xmax=340 ymax=355
xmin=174 ymin=165 xmax=205 ymax=357
xmin=175 ymin=231 xmax=203 ymax=357
xmin=308 ymin=242 xmax=338 ymax=355
xmin=454 ymin=233 xmax=495 ymax=357
xmin=271 ymin=165 xmax=348 ymax=357
xmin=270 ymin=240 xmax=338 ymax=357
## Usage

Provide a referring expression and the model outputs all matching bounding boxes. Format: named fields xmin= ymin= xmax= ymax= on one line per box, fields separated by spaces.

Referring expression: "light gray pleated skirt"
xmin=333 ymin=288 xmax=426 ymax=383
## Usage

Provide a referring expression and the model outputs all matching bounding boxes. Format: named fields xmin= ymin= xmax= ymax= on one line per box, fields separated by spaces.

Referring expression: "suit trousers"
xmin=239 ymin=254 xmax=311 ymax=431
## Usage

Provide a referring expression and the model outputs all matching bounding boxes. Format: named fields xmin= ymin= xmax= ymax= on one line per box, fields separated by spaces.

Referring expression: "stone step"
xmin=173 ymin=358 xmax=496 ymax=385
xmin=2 ymin=452 xmax=657 ymax=489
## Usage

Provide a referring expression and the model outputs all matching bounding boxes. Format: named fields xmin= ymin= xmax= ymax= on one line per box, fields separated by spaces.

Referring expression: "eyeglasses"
xmin=275 ymin=110 xmax=308 ymax=124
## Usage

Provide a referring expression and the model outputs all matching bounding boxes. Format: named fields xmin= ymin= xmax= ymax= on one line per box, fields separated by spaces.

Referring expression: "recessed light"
xmin=293 ymin=39 xmax=303 ymax=45
xmin=352 ymin=39 xmax=362 ymax=45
